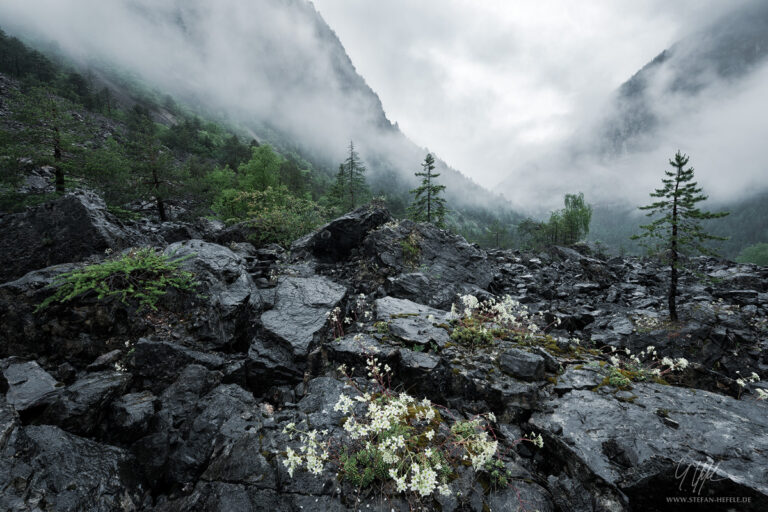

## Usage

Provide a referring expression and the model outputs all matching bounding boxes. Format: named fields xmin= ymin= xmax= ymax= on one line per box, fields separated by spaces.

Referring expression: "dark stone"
xmin=375 ymin=296 xmax=451 ymax=347
xmin=130 ymin=338 xmax=226 ymax=393
xmin=0 ymin=424 xmax=145 ymax=511
xmin=109 ymin=391 xmax=158 ymax=443
xmin=0 ymin=189 xmax=157 ymax=283
xmin=291 ymin=203 xmax=391 ymax=262
xmin=2 ymin=360 xmax=60 ymax=414
xmin=499 ymin=348 xmax=546 ymax=381
xmin=40 ymin=370 xmax=131 ymax=435
xmin=87 ymin=349 xmax=123 ymax=371
xmin=260 ymin=276 xmax=346 ymax=358
xmin=530 ymin=384 xmax=768 ymax=509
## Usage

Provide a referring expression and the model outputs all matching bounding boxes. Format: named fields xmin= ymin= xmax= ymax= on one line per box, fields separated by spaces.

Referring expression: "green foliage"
xmin=36 ymin=248 xmax=197 ymax=312
xmin=631 ymin=151 xmax=728 ymax=320
xmin=213 ymin=186 xmax=327 ymax=246
xmin=236 ymin=144 xmax=283 ymax=191
xmin=3 ymin=86 xmax=91 ymax=193
xmin=340 ymin=447 xmax=390 ymax=489
xmin=126 ymin=105 xmax=185 ymax=221
xmin=408 ymin=153 xmax=447 ymax=227
xmin=449 ymin=324 xmax=495 ymax=347
xmin=400 ymin=234 xmax=421 ymax=268
xmin=520 ymin=192 xmax=592 ymax=248
xmin=483 ymin=458 xmax=512 ymax=490
xmin=606 ymin=367 xmax=633 ymax=390
xmin=329 ymin=141 xmax=371 ymax=213
xmin=736 ymin=243 xmax=768 ymax=266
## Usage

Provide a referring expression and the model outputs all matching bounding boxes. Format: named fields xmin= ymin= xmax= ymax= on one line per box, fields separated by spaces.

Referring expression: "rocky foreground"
xmin=1 ymin=191 xmax=767 ymax=511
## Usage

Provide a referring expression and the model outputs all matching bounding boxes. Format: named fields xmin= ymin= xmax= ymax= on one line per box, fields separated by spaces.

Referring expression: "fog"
xmin=0 ymin=0 xmax=766 ymax=214
xmin=0 ymin=0 xmax=399 ymax=167
xmin=503 ymin=58 xmax=768 ymax=213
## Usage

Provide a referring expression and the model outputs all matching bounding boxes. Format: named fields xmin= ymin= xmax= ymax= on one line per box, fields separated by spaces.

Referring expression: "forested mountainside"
xmin=0 ymin=0 xmax=523 ymax=241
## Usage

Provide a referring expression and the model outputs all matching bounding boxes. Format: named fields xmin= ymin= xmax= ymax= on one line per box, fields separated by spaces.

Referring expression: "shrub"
xmin=212 ymin=185 xmax=327 ymax=246
xmin=280 ymin=357 xmax=543 ymax=505
xmin=36 ymin=247 xmax=197 ymax=312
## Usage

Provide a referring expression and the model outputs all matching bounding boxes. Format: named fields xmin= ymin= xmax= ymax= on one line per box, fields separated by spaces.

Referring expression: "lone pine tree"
xmin=408 ymin=153 xmax=447 ymax=227
xmin=632 ymin=151 xmax=728 ymax=321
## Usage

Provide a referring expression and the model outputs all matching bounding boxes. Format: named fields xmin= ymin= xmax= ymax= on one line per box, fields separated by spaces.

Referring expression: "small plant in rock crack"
xmin=327 ymin=294 xmax=373 ymax=339
xmin=599 ymin=345 xmax=689 ymax=389
xmin=735 ymin=371 xmax=761 ymax=399
xmin=36 ymin=247 xmax=197 ymax=313
xmin=448 ymin=294 xmax=558 ymax=347
xmin=279 ymin=357 xmax=543 ymax=506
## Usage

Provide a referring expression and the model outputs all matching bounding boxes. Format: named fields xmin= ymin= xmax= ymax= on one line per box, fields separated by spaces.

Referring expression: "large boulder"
xmin=0 ymin=422 xmax=146 ymax=511
xmin=291 ymin=203 xmax=391 ymax=262
xmin=0 ymin=189 xmax=157 ymax=283
xmin=363 ymin=220 xmax=494 ymax=309
xmin=2 ymin=360 xmax=60 ymax=416
xmin=0 ymin=264 xmax=149 ymax=363
xmin=164 ymin=240 xmax=267 ymax=350
xmin=530 ymin=383 xmax=768 ymax=510
xmin=260 ymin=276 xmax=346 ymax=359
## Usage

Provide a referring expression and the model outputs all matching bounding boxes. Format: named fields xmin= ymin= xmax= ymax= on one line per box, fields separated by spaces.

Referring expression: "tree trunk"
xmin=669 ymin=176 xmax=680 ymax=322
xmin=53 ymin=126 xmax=64 ymax=193
xmin=152 ymin=168 xmax=167 ymax=222
xmin=157 ymin=196 xmax=167 ymax=222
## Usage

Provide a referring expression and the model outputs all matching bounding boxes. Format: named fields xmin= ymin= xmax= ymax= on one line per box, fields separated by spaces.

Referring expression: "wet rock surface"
xmin=1 ymin=197 xmax=767 ymax=510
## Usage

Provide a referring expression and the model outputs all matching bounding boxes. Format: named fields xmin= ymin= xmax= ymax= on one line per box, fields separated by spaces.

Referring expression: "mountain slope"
xmin=598 ymin=0 xmax=768 ymax=155
xmin=0 ymin=0 xmax=517 ymax=223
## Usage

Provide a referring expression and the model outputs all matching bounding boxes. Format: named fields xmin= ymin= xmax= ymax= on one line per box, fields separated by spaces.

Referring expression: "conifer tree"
xmin=632 ymin=151 xmax=728 ymax=321
xmin=126 ymin=105 xmax=180 ymax=221
xmin=408 ymin=153 xmax=447 ymax=227
xmin=330 ymin=141 xmax=370 ymax=212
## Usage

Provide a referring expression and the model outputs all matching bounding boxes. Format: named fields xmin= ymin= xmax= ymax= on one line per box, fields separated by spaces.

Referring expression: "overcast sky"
xmin=312 ymin=0 xmax=753 ymax=189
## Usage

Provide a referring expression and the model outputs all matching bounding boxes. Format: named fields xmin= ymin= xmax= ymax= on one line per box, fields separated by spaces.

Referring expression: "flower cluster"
xmin=280 ymin=357 xmax=543 ymax=503
xmin=632 ymin=314 xmax=664 ymax=333
xmin=449 ymin=294 xmax=554 ymax=346
xmin=603 ymin=345 xmax=689 ymax=384
xmin=735 ymin=371 xmax=760 ymax=389
xmin=282 ymin=423 xmax=330 ymax=477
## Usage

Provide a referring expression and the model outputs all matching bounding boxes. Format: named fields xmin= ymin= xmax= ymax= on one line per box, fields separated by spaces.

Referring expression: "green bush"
xmin=37 ymin=248 xmax=197 ymax=312
xmin=212 ymin=185 xmax=327 ymax=246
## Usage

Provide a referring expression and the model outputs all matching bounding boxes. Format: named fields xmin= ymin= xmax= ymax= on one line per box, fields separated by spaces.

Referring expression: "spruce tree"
xmin=330 ymin=141 xmax=370 ymax=212
xmin=126 ymin=105 xmax=179 ymax=221
xmin=408 ymin=153 xmax=447 ymax=227
xmin=632 ymin=151 xmax=728 ymax=321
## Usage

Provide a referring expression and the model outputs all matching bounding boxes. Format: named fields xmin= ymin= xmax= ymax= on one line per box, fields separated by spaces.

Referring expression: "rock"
xmin=41 ymin=370 xmax=131 ymax=435
xmin=499 ymin=348 xmax=546 ymax=381
xmin=87 ymin=349 xmax=123 ymax=371
xmin=0 ymin=189 xmax=157 ymax=283
xmin=363 ymin=220 xmax=494 ymax=309
xmin=375 ymin=296 xmax=451 ymax=347
xmin=553 ymin=366 xmax=603 ymax=393
xmin=291 ymin=203 xmax=391 ymax=262
xmin=165 ymin=240 xmax=265 ymax=350
xmin=0 ymin=424 xmax=145 ymax=511
xmin=530 ymin=384 xmax=768 ymax=509
xmin=260 ymin=276 xmax=346 ymax=359
xmin=245 ymin=336 xmax=303 ymax=395
xmin=484 ymin=481 xmax=554 ymax=512
xmin=130 ymin=338 xmax=227 ymax=393
xmin=326 ymin=333 xmax=399 ymax=371
xmin=2 ymin=360 xmax=60 ymax=415
xmin=109 ymin=391 xmax=158 ymax=442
